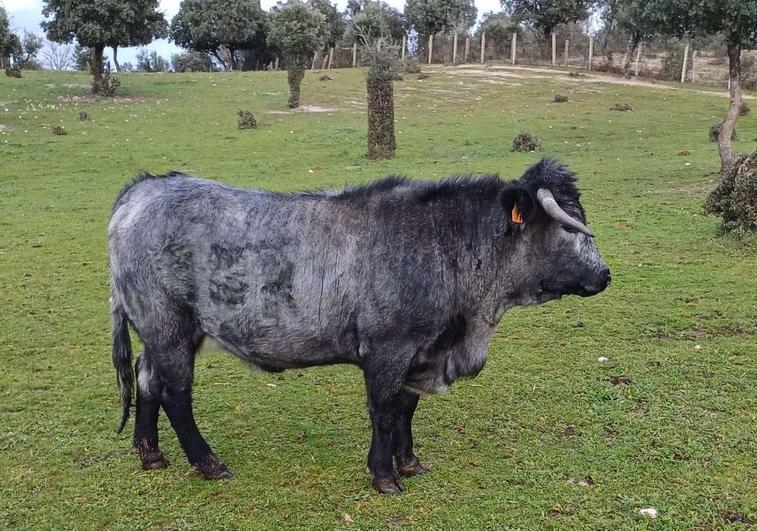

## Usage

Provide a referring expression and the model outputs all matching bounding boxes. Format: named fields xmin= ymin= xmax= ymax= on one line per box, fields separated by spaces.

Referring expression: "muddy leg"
xmin=132 ymin=353 xmax=168 ymax=470
xmin=391 ymin=390 xmax=428 ymax=477
xmin=157 ymin=348 xmax=232 ymax=479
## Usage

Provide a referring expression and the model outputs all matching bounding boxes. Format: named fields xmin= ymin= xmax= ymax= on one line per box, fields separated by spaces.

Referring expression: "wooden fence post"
xmin=691 ymin=50 xmax=698 ymax=83
xmin=428 ymin=34 xmax=433 ymax=64
xmin=321 ymin=52 xmax=328 ymax=69
xmin=452 ymin=33 xmax=458 ymax=63
xmin=552 ymin=32 xmax=557 ymax=66
xmin=480 ymin=31 xmax=486 ymax=63
xmin=401 ymin=35 xmax=406 ymax=61
xmin=563 ymin=39 xmax=569 ymax=66
xmin=511 ymin=32 xmax=517 ymax=64
xmin=464 ymin=37 xmax=470 ymax=63
xmin=633 ymin=42 xmax=642 ymax=76
xmin=588 ymin=36 xmax=593 ymax=71
xmin=680 ymin=43 xmax=689 ymax=83
xmin=311 ymin=51 xmax=318 ymax=70
xmin=327 ymin=47 xmax=334 ymax=69
xmin=352 ymin=42 xmax=357 ymax=68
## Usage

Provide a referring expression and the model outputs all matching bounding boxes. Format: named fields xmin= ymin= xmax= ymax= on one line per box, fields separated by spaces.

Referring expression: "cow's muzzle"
xmin=578 ymin=267 xmax=611 ymax=297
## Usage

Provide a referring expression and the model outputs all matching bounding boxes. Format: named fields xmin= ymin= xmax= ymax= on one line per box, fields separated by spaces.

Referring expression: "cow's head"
xmin=500 ymin=159 xmax=610 ymax=305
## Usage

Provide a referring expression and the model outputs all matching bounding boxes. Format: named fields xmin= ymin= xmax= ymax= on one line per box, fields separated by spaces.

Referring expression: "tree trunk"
xmin=287 ymin=61 xmax=305 ymax=108
xmin=718 ymin=44 xmax=742 ymax=173
xmin=622 ymin=34 xmax=640 ymax=78
xmin=112 ymin=46 xmax=120 ymax=72
xmin=91 ymin=44 xmax=105 ymax=95
xmin=366 ymin=62 xmax=395 ymax=159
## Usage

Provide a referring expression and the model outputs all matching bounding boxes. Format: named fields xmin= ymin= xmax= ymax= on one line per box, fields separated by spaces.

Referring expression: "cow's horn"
xmin=536 ymin=188 xmax=594 ymax=237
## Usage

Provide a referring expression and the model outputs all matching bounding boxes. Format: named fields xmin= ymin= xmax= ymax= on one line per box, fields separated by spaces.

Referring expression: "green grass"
xmin=1 ymin=67 xmax=755 ymax=530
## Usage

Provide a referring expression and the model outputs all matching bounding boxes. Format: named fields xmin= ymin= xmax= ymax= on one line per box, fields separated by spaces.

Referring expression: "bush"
xmin=79 ymin=111 xmax=90 ymax=121
xmin=52 ymin=126 xmax=67 ymax=135
xmin=512 ymin=132 xmax=540 ymax=152
xmin=172 ymin=51 xmax=216 ymax=73
xmin=318 ymin=74 xmax=332 ymax=81
xmin=5 ymin=67 xmax=22 ymax=78
xmin=553 ymin=93 xmax=569 ymax=103
xmin=237 ymin=110 xmax=257 ymax=129
xmin=403 ymin=57 xmax=421 ymax=74
xmin=704 ymin=151 xmax=757 ymax=234
xmin=610 ymin=103 xmax=633 ymax=112
xmin=709 ymin=122 xmax=737 ymax=142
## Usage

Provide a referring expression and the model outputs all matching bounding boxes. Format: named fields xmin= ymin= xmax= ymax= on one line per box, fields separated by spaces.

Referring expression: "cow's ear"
xmin=501 ymin=184 xmax=535 ymax=225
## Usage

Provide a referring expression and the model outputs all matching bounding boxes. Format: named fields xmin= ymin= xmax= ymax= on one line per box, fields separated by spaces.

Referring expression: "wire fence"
xmin=306 ymin=33 xmax=757 ymax=90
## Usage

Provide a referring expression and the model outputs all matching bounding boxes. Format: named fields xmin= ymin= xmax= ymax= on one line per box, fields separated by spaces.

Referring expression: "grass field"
xmin=0 ymin=65 xmax=755 ymax=530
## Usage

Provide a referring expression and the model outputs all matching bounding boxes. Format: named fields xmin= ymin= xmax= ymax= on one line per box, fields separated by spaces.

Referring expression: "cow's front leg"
xmin=364 ymin=349 xmax=414 ymax=494
xmin=391 ymin=390 xmax=428 ymax=477
xmin=367 ymin=397 xmax=404 ymax=494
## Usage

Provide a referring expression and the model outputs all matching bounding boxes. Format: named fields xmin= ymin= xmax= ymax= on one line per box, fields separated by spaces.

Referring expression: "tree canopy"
xmin=501 ymin=0 xmax=593 ymax=37
xmin=171 ymin=0 xmax=269 ymax=70
xmin=42 ymin=0 xmax=167 ymax=49
xmin=404 ymin=0 xmax=477 ymax=36
xmin=347 ymin=0 xmax=406 ymax=43
xmin=307 ymin=0 xmax=346 ymax=47
xmin=268 ymin=1 xmax=328 ymax=64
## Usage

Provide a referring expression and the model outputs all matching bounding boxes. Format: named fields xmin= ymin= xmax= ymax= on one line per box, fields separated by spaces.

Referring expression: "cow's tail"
xmin=111 ymin=291 xmax=133 ymax=434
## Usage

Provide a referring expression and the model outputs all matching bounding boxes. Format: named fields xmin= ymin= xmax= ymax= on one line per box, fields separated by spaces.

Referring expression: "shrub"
xmin=403 ymin=57 xmax=421 ymax=74
xmin=512 ymin=132 xmax=540 ymax=152
xmin=318 ymin=74 xmax=332 ymax=81
xmin=739 ymin=101 xmax=750 ymax=117
xmin=237 ymin=110 xmax=257 ymax=129
xmin=610 ymin=103 xmax=633 ymax=111
xmin=5 ymin=67 xmax=22 ymax=78
xmin=709 ymin=122 xmax=737 ymax=142
xmin=79 ymin=111 xmax=90 ymax=121
xmin=704 ymin=151 xmax=757 ymax=234
xmin=52 ymin=126 xmax=67 ymax=135
xmin=98 ymin=64 xmax=120 ymax=97
xmin=553 ymin=93 xmax=569 ymax=103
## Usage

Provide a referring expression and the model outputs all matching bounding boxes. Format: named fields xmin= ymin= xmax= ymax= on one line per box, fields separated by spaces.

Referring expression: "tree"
xmin=308 ymin=0 xmax=345 ymax=48
xmin=502 ymin=0 xmax=593 ymax=43
xmin=136 ymin=49 xmax=170 ymax=72
xmin=41 ymin=41 xmax=74 ymax=71
xmin=172 ymin=51 xmax=217 ymax=72
xmin=346 ymin=0 xmax=406 ymax=43
xmin=405 ymin=0 xmax=477 ymax=38
xmin=477 ymin=11 xmax=520 ymax=56
xmin=0 ymin=7 xmax=19 ymax=68
xmin=634 ymin=0 xmax=757 ymax=172
xmin=41 ymin=0 xmax=167 ymax=94
xmin=171 ymin=0 xmax=269 ymax=71
xmin=268 ymin=1 xmax=328 ymax=108
xmin=598 ymin=0 xmax=656 ymax=75
xmin=17 ymin=32 xmax=44 ymax=69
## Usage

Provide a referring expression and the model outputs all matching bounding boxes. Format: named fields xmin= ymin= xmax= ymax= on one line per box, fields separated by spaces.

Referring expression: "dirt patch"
xmin=440 ymin=64 xmax=757 ymax=99
xmin=266 ymin=105 xmax=347 ymax=115
xmin=45 ymin=83 xmax=90 ymax=89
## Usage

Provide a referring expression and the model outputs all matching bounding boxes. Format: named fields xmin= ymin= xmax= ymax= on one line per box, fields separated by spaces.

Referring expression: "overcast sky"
xmin=3 ymin=0 xmax=502 ymax=66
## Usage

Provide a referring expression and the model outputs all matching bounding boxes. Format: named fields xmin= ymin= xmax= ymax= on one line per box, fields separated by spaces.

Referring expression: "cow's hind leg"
xmin=154 ymin=343 xmax=232 ymax=480
xmin=133 ymin=353 xmax=168 ymax=470
xmin=391 ymin=390 xmax=428 ymax=477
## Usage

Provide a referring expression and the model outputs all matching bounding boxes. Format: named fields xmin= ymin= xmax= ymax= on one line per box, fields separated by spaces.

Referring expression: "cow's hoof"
xmin=189 ymin=454 xmax=233 ymax=480
xmin=372 ymin=476 xmax=405 ymax=494
xmin=135 ymin=448 xmax=169 ymax=470
xmin=397 ymin=457 xmax=428 ymax=477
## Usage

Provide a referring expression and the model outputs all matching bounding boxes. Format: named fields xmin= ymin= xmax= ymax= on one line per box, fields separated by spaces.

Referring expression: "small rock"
xmin=597 ymin=356 xmax=608 ymax=363
xmin=553 ymin=93 xmax=569 ymax=103
xmin=318 ymin=75 xmax=333 ymax=81
xmin=610 ymin=103 xmax=633 ymax=112
xmin=639 ymin=507 xmax=658 ymax=518
xmin=343 ymin=512 xmax=354 ymax=523
xmin=678 ymin=150 xmax=689 ymax=156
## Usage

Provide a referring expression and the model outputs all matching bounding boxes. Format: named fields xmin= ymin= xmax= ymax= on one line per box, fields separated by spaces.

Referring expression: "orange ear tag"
xmin=511 ymin=204 xmax=524 ymax=224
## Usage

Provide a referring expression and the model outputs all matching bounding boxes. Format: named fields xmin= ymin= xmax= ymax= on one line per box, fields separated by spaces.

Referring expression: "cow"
xmin=109 ymin=158 xmax=610 ymax=494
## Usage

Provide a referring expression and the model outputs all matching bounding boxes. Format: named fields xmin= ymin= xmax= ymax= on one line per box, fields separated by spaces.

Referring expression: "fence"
xmin=303 ymin=34 xmax=756 ymax=89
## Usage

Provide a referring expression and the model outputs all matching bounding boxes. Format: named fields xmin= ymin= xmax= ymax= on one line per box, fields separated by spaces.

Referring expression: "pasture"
xmin=0 ymin=66 xmax=755 ymax=529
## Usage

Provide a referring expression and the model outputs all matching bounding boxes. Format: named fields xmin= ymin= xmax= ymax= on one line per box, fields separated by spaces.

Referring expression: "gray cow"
xmin=109 ymin=158 xmax=610 ymax=494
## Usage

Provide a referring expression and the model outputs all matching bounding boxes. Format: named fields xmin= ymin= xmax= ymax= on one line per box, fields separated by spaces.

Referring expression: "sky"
xmin=3 ymin=0 xmax=502 ymax=67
